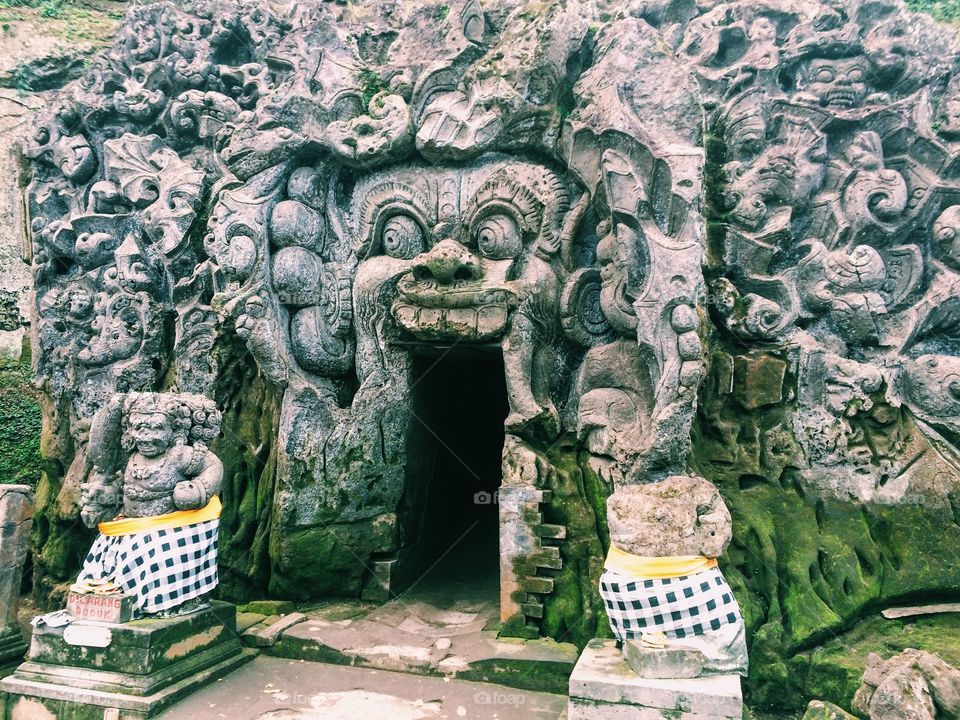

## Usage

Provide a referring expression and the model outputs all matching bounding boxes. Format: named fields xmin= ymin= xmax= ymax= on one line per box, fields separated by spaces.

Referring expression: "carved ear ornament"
xmin=560 ymin=267 xmax=615 ymax=347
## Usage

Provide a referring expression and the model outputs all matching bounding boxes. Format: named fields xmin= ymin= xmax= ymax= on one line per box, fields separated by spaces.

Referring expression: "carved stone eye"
xmin=381 ymin=214 xmax=424 ymax=259
xmin=476 ymin=214 xmax=521 ymax=259
xmin=847 ymin=67 xmax=864 ymax=83
xmin=814 ymin=68 xmax=834 ymax=83
xmin=936 ymin=222 xmax=957 ymax=242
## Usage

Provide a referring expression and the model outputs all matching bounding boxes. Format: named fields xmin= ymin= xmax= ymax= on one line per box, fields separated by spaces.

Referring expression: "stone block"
xmin=238 ymin=600 xmax=295 ymax=616
xmin=569 ymin=697 xmax=740 ymax=720
xmin=621 ymin=640 xmax=707 ymax=679
xmin=0 ymin=602 xmax=253 ymax=719
xmin=244 ymin=612 xmax=306 ymax=648
xmin=0 ymin=329 xmax=23 ymax=361
xmin=66 ymin=593 xmax=135 ymax=624
xmin=361 ymin=559 xmax=397 ymax=603
xmin=235 ymin=612 xmax=265 ymax=633
xmin=568 ymin=640 xmax=742 ymax=719
xmin=0 ymin=485 xmax=31 ymax=666
xmin=733 ymin=354 xmax=786 ymax=410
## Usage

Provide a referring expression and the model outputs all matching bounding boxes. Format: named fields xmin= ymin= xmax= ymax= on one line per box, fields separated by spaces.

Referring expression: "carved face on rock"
xmin=351 ymin=157 xmax=573 ymax=343
xmin=797 ymin=57 xmax=872 ymax=109
xmin=900 ymin=354 xmax=960 ymax=428
xmin=128 ymin=410 xmax=174 ymax=457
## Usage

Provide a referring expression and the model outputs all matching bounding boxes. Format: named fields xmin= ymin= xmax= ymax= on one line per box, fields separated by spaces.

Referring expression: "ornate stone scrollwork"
xmin=21 ymin=0 xmax=960 ymax=658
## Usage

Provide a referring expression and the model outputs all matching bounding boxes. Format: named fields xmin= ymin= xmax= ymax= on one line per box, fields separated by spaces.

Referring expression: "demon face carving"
xmin=347 ymin=156 xmax=582 ymax=437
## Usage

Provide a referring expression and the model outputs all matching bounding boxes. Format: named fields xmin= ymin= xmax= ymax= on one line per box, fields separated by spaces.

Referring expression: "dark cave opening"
xmin=396 ymin=348 xmax=508 ymax=595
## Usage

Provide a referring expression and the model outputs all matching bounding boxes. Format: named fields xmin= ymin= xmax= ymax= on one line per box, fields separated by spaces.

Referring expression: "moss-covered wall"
xmin=694 ymin=350 xmax=960 ymax=712
xmin=0 ymin=343 xmax=42 ymax=486
xmin=539 ymin=437 xmax=614 ymax=648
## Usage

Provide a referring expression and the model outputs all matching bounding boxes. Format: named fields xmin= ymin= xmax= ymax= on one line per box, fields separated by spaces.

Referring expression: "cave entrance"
xmin=396 ymin=347 xmax=508 ymax=605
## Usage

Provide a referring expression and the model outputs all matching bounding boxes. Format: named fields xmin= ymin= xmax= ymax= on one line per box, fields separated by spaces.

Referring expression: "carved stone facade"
xmin=18 ymin=0 xmax=960 ymax=697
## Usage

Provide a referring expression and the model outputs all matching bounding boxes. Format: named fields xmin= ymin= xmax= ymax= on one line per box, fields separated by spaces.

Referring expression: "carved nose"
xmin=412 ymin=239 xmax=481 ymax=284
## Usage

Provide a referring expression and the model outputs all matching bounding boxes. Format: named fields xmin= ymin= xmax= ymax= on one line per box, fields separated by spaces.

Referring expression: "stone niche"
xmin=19 ymin=0 xmax=960 ymax=708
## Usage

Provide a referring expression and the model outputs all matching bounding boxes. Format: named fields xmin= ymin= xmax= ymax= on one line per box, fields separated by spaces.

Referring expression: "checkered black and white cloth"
xmin=77 ymin=517 xmax=219 ymax=614
xmin=599 ymin=566 xmax=742 ymax=641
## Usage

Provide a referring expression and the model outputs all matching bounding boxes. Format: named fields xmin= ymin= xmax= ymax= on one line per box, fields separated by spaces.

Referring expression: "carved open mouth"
xmin=823 ymin=89 xmax=861 ymax=108
xmin=391 ymin=274 xmax=516 ymax=341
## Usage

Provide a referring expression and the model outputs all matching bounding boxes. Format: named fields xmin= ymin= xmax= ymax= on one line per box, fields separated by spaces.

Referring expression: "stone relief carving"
xmin=686 ymin=0 xmax=960 ymax=504
xmin=19 ymin=0 xmax=960 ymax=648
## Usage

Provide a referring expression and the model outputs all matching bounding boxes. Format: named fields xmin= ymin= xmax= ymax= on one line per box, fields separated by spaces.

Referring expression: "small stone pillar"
xmin=0 ymin=484 xmax=32 ymax=665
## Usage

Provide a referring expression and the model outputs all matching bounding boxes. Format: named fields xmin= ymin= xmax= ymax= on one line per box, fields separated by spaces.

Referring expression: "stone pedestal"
xmin=568 ymin=639 xmax=743 ymax=720
xmin=0 ymin=485 xmax=31 ymax=666
xmin=1 ymin=601 xmax=254 ymax=719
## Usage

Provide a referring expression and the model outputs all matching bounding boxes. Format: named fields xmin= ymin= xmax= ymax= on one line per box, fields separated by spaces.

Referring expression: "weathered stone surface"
xmin=568 ymin=639 xmax=743 ymax=718
xmin=621 ymin=641 xmax=707 ymax=680
xmin=12 ymin=0 xmax=960 ymax=707
xmin=852 ymin=649 xmax=960 ymax=720
xmin=606 ymin=476 xmax=732 ymax=558
xmin=801 ymin=700 xmax=860 ymax=720
xmin=244 ymin=611 xmax=306 ymax=648
xmin=0 ymin=485 xmax=31 ymax=665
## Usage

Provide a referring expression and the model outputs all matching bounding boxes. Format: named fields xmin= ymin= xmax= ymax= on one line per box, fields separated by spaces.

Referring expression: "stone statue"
xmin=599 ymin=476 xmax=749 ymax=677
xmin=76 ymin=392 xmax=223 ymax=615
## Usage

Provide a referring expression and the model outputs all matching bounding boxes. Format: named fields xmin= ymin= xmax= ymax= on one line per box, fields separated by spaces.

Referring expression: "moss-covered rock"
xmin=0 ymin=350 xmax=42 ymax=487
xmin=800 ymin=700 xmax=859 ymax=720
xmin=695 ymin=352 xmax=960 ymax=712
xmin=539 ymin=438 xmax=613 ymax=648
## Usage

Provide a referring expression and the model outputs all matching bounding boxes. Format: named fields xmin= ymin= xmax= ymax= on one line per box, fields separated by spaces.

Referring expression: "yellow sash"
xmin=604 ymin=544 xmax=718 ymax=579
xmin=98 ymin=496 xmax=222 ymax=536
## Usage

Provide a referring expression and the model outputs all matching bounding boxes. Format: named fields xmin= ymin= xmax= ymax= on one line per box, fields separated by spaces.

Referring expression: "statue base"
xmin=0 ymin=601 xmax=254 ymax=719
xmin=0 ymin=624 xmax=27 ymax=667
xmin=621 ymin=639 xmax=707 ymax=679
xmin=568 ymin=639 xmax=743 ymax=720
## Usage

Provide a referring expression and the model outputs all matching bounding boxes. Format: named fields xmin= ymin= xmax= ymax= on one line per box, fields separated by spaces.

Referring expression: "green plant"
xmin=12 ymin=62 xmax=34 ymax=95
xmin=357 ymin=67 xmax=386 ymax=109
xmin=0 ymin=356 xmax=42 ymax=488
xmin=906 ymin=0 xmax=960 ymax=24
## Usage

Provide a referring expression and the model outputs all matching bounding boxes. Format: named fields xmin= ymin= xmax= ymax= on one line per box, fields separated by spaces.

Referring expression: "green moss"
xmin=906 ymin=0 xmax=960 ymax=24
xmin=213 ymin=335 xmax=282 ymax=601
xmin=268 ymin=515 xmax=396 ymax=599
xmin=0 ymin=353 xmax=42 ymax=487
xmin=805 ymin=614 xmax=960 ymax=710
xmin=538 ymin=438 xmax=613 ymax=648
xmin=694 ymin=351 xmax=960 ymax=712
xmin=358 ymin=68 xmax=387 ymax=110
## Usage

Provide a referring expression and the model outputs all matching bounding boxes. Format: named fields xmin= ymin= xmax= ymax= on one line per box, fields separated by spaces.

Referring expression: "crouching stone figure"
xmin=75 ymin=392 xmax=223 ymax=616
xmin=599 ymin=475 xmax=749 ymax=676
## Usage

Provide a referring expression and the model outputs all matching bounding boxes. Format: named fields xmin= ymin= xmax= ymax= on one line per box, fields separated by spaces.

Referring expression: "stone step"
xmin=521 ymin=576 xmax=554 ymax=594
xmin=568 ymin=639 xmax=743 ymax=720
xmin=242 ymin=612 xmax=307 ymax=648
xmin=530 ymin=546 xmax=563 ymax=569
xmin=268 ymin=608 xmax=578 ymax=696
xmin=537 ymin=523 xmax=567 ymax=540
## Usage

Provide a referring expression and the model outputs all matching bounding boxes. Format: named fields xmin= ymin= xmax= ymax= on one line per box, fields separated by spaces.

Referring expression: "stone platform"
xmin=568 ymin=639 xmax=743 ymax=720
xmin=0 ymin=601 xmax=253 ymax=719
